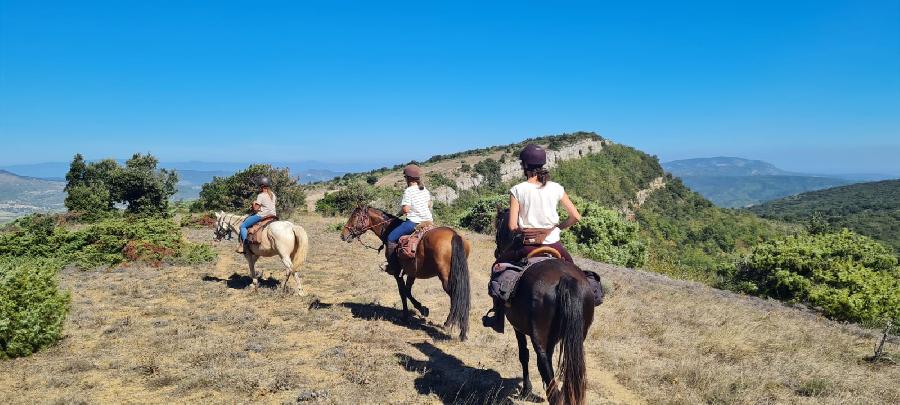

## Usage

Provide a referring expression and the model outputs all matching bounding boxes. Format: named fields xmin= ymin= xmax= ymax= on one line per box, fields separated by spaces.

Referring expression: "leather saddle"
xmin=398 ymin=221 xmax=436 ymax=259
xmin=247 ymin=216 xmax=278 ymax=244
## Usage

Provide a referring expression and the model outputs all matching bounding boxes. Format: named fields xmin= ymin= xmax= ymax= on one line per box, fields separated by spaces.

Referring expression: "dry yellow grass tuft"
xmin=1 ymin=214 xmax=897 ymax=404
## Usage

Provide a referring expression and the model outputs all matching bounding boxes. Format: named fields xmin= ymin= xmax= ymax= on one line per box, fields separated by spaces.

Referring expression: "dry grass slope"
xmin=1 ymin=214 xmax=897 ymax=404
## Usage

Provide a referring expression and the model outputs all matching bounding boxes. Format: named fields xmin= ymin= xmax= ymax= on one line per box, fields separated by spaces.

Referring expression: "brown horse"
xmin=341 ymin=206 xmax=471 ymax=340
xmin=494 ymin=208 xmax=594 ymax=405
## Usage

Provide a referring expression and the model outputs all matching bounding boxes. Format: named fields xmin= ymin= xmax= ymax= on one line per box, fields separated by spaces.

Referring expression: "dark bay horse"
xmin=341 ymin=206 xmax=471 ymax=340
xmin=494 ymin=208 xmax=594 ymax=405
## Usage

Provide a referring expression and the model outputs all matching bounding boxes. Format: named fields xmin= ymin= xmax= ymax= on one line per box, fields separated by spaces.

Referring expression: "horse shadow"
xmin=397 ymin=341 xmax=527 ymax=404
xmin=202 ymin=273 xmax=280 ymax=290
xmin=339 ymin=302 xmax=452 ymax=340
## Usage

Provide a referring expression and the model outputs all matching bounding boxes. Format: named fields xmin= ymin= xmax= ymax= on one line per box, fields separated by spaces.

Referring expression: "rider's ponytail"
xmin=262 ymin=186 xmax=274 ymax=200
xmin=408 ymin=176 xmax=425 ymax=191
xmin=524 ymin=165 xmax=550 ymax=187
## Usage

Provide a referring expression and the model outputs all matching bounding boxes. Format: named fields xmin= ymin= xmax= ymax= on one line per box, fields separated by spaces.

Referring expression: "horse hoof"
xmin=419 ymin=307 xmax=430 ymax=317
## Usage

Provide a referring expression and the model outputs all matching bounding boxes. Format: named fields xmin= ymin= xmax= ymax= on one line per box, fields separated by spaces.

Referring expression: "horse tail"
xmin=447 ymin=233 xmax=470 ymax=340
xmin=555 ymin=276 xmax=587 ymax=405
xmin=290 ymin=225 xmax=309 ymax=271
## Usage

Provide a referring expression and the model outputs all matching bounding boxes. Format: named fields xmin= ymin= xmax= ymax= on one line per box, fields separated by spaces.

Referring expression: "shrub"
xmin=473 ymin=158 xmax=502 ymax=188
xmin=737 ymin=230 xmax=900 ymax=325
xmin=0 ymin=257 xmax=70 ymax=359
xmin=192 ymin=164 xmax=306 ymax=217
xmin=459 ymin=195 xmax=509 ymax=234
xmin=315 ymin=183 xmax=374 ymax=216
xmin=560 ymin=199 xmax=647 ymax=268
xmin=0 ymin=215 xmax=216 ymax=268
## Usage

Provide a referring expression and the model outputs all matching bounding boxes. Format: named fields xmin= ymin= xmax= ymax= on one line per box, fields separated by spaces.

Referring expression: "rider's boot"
xmin=235 ymin=237 xmax=245 ymax=254
xmin=384 ymin=242 xmax=400 ymax=275
xmin=481 ymin=297 xmax=505 ymax=333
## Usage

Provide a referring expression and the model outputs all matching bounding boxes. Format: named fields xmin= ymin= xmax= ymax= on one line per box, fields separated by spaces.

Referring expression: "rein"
xmin=344 ymin=209 xmax=397 ymax=252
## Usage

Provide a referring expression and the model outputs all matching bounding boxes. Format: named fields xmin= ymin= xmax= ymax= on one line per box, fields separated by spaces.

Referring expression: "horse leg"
xmin=247 ymin=255 xmax=260 ymax=292
xmin=530 ymin=335 xmax=559 ymax=403
xmin=394 ymin=274 xmax=410 ymax=321
xmin=278 ymin=253 xmax=301 ymax=295
xmin=516 ymin=331 xmax=535 ymax=399
xmin=404 ymin=276 xmax=429 ymax=318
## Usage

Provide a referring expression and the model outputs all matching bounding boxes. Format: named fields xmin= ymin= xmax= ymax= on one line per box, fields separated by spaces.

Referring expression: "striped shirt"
xmin=401 ymin=186 xmax=433 ymax=223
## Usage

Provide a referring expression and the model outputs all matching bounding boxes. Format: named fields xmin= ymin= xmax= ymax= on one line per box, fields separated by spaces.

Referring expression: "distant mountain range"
xmin=0 ymin=162 xmax=347 ymax=222
xmin=747 ymin=179 xmax=900 ymax=253
xmin=662 ymin=157 xmax=896 ymax=208
xmin=0 ymin=160 xmax=361 ymax=182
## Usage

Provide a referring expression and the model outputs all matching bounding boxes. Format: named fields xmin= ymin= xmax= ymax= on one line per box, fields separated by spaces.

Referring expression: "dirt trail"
xmin=2 ymin=213 xmax=897 ymax=404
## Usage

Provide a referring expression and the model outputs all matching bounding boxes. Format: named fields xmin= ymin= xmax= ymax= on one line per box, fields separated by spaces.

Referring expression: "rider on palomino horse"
xmin=482 ymin=143 xmax=583 ymax=333
xmin=385 ymin=164 xmax=433 ymax=275
xmin=236 ymin=176 xmax=277 ymax=254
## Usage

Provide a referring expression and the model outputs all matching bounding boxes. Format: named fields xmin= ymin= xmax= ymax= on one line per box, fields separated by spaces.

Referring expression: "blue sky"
xmin=1 ymin=1 xmax=898 ymax=174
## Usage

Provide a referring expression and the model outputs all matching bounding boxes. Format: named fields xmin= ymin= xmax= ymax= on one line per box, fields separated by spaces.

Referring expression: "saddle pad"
xmin=398 ymin=223 xmax=436 ymax=259
xmin=488 ymin=260 xmax=605 ymax=306
xmin=247 ymin=216 xmax=277 ymax=244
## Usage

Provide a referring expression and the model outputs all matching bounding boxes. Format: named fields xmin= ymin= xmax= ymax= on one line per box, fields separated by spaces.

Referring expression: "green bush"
xmin=459 ymin=194 xmax=509 ymax=234
xmin=0 ymin=257 xmax=70 ymax=359
xmin=737 ymin=230 xmax=900 ymax=325
xmin=315 ymin=183 xmax=376 ymax=216
xmin=473 ymin=158 xmax=502 ymax=188
xmin=0 ymin=214 xmax=216 ymax=268
xmin=192 ymin=164 xmax=306 ymax=217
xmin=560 ymin=199 xmax=646 ymax=268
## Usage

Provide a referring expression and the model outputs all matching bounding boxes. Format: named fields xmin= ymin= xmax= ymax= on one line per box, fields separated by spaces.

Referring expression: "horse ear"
xmin=214 ymin=211 xmax=222 ymax=218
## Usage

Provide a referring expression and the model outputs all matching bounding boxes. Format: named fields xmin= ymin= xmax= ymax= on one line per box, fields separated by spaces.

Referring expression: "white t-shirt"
xmin=510 ymin=181 xmax=565 ymax=244
xmin=401 ymin=186 xmax=433 ymax=223
xmin=255 ymin=192 xmax=277 ymax=217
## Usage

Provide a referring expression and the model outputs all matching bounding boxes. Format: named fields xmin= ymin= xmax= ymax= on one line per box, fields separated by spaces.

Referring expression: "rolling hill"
xmin=0 ymin=170 xmax=65 ymax=223
xmin=748 ymin=179 xmax=900 ymax=253
xmin=663 ymin=157 xmax=855 ymax=208
xmin=311 ymin=133 xmax=795 ymax=284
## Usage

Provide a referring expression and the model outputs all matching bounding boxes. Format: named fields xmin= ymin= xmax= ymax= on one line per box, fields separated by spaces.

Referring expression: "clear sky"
xmin=1 ymin=1 xmax=898 ymax=174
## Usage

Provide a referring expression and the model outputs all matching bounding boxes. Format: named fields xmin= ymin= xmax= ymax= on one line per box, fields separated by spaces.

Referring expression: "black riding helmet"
xmin=255 ymin=175 xmax=271 ymax=187
xmin=519 ymin=144 xmax=547 ymax=167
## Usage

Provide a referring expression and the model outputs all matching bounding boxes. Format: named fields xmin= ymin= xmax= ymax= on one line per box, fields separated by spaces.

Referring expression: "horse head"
xmin=340 ymin=205 xmax=370 ymax=242
xmin=212 ymin=211 xmax=233 ymax=242
xmin=494 ymin=207 xmax=522 ymax=259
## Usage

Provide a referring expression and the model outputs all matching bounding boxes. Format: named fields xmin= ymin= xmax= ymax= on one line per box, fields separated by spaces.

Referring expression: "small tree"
xmin=193 ymin=164 xmax=306 ymax=217
xmin=116 ymin=153 xmax=178 ymax=216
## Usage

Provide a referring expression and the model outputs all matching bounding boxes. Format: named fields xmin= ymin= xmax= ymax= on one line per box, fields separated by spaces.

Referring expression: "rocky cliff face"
xmin=432 ymin=137 xmax=611 ymax=203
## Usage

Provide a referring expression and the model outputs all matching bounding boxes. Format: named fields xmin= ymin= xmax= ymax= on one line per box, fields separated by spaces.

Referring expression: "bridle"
xmin=343 ymin=207 xmax=396 ymax=252
xmin=214 ymin=214 xmax=244 ymax=241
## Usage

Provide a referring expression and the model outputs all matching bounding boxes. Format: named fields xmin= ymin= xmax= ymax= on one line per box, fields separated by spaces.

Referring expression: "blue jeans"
xmin=388 ymin=220 xmax=417 ymax=243
xmin=240 ymin=214 xmax=263 ymax=242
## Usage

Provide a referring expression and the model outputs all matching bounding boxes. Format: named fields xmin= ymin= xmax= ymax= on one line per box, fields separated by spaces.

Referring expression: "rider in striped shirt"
xmin=384 ymin=164 xmax=433 ymax=274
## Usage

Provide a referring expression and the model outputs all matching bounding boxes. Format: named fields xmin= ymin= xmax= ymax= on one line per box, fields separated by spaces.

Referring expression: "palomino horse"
xmin=213 ymin=212 xmax=310 ymax=295
xmin=494 ymin=208 xmax=594 ymax=405
xmin=340 ymin=206 xmax=471 ymax=340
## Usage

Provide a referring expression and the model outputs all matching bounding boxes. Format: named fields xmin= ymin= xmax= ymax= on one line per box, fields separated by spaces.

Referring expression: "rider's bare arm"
xmin=558 ymin=192 xmax=581 ymax=230
xmin=252 ymin=202 xmax=261 ymax=212
xmin=508 ymin=195 xmax=520 ymax=232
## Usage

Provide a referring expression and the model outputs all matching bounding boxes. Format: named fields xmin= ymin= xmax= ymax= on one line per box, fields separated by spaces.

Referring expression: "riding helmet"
xmin=255 ymin=175 xmax=271 ymax=187
xmin=403 ymin=164 xmax=422 ymax=178
xmin=519 ymin=144 xmax=547 ymax=167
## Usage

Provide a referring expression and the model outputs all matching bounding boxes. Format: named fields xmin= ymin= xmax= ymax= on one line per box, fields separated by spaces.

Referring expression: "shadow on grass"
xmin=397 ymin=341 xmax=528 ymax=404
xmin=202 ymin=273 xmax=280 ymax=289
xmin=339 ymin=302 xmax=452 ymax=340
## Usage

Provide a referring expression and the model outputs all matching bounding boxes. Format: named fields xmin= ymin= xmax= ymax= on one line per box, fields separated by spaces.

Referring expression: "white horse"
xmin=213 ymin=212 xmax=310 ymax=295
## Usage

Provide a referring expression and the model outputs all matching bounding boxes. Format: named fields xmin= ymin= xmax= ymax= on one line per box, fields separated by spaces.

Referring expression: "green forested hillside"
xmin=553 ymin=146 xmax=796 ymax=283
xmin=678 ymin=175 xmax=851 ymax=208
xmin=747 ymin=179 xmax=900 ymax=253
